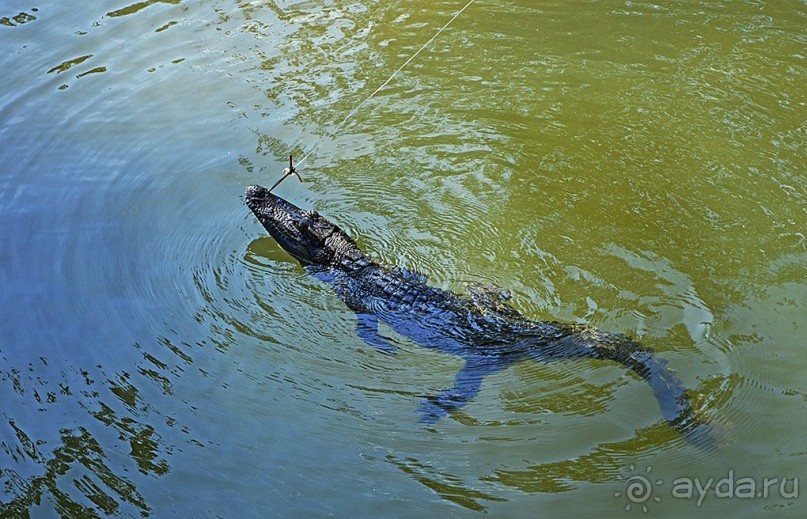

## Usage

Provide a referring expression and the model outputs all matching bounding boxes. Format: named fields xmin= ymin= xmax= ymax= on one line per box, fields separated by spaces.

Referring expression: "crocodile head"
xmin=245 ymin=184 xmax=359 ymax=266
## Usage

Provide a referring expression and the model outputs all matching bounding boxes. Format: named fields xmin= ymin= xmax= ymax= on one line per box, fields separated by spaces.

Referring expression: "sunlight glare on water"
xmin=1 ymin=0 xmax=805 ymax=517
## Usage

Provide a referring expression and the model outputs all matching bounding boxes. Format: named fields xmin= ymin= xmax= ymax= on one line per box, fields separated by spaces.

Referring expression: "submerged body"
xmin=246 ymin=185 xmax=707 ymax=440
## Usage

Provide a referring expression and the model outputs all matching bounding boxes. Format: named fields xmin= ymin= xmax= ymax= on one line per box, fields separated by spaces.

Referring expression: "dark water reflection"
xmin=2 ymin=0 xmax=806 ymax=517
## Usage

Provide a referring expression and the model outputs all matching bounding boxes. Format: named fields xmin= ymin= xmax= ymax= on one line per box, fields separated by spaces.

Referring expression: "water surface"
xmin=1 ymin=0 xmax=805 ymax=517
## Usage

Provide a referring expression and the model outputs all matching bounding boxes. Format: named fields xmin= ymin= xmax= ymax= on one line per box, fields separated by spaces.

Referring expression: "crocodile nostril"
xmin=245 ymin=185 xmax=267 ymax=200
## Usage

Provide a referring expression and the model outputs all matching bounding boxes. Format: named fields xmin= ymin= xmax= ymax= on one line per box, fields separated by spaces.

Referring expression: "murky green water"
xmin=1 ymin=0 xmax=805 ymax=517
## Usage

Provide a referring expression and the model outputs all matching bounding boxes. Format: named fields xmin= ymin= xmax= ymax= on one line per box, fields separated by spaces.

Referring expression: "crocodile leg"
xmin=417 ymin=356 xmax=509 ymax=424
xmin=355 ymin=313 xmax=398 ymax=354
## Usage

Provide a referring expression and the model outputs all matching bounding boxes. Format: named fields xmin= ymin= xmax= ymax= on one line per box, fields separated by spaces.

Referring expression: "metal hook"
xmin=268 ymin=154 xmax=303 ymax=193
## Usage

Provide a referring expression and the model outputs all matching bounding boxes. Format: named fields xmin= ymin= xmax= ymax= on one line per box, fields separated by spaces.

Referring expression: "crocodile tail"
xmin=540 ymin=325 xmax=711 ymax=445
xmin=590 ymin=333 xmax=692 ymax=424
xmin=620 ymin=348 xmax=696 ymax=423
xmin=601 ymin=339 xmax=718 ymax=448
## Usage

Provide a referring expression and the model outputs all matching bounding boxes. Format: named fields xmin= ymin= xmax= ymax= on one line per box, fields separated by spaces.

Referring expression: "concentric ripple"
xmin=2 ymin=0 xmax=805 ymax=516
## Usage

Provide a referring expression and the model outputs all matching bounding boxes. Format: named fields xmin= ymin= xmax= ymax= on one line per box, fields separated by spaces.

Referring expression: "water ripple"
xmin=2 ymin=0 xmax=806 ymax=515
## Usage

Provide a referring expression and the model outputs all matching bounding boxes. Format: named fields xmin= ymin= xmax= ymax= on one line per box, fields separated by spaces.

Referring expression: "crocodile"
xmin=245 ymin=184 xmax=711 ymax=444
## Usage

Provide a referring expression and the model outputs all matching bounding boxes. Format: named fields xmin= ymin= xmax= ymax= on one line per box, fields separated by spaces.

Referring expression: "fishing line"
xmin=269 ymin=0 xmax=476 ymax=192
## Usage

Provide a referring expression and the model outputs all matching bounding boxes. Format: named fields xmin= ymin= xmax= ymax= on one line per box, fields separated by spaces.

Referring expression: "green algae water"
xmin=1 ymin=1 xmax=805 ymax=517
